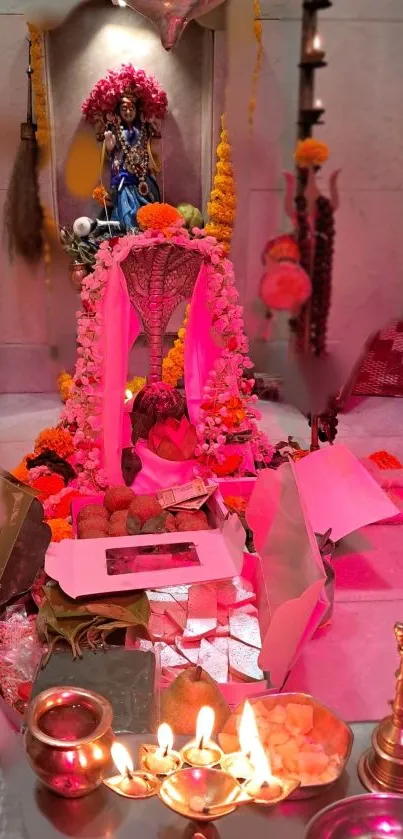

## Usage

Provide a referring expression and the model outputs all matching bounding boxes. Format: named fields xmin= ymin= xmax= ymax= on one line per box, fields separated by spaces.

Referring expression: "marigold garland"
xmin=162 ymin=305 xmax=190 ymax=387
xmin=205 ymin=116 xmax=236 ymax=256
xmin=249 ymin=0 xmax=263 ymax=135
xmin=27 ymin=23 xmax=57 ymax=300
xmin=27 ymin=24 xmax=51 ymax=169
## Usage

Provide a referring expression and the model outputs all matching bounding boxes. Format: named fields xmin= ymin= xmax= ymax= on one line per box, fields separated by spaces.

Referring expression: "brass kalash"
xmin=359 ymin=622 xmax=403 ymax=793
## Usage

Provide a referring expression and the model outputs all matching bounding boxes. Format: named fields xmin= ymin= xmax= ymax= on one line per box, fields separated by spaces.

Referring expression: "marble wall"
xmin=246 ymin=0 xmax=403 ymax=365
xmin=0 ymin=14 xmax=55 ymax=391
xmin=0 ymin=1 xmax=213 ymax=390
xmin=1 ymin=1 xmax=403 ymax=390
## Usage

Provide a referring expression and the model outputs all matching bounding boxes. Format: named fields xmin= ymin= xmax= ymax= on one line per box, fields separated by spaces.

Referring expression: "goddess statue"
xmin=82 ymin=64 xmax=168 ymax=231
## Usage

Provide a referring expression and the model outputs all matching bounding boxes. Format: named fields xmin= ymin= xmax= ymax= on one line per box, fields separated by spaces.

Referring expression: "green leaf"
xmin=127 ymin=514 xmax=142 ymax=535
xmin=141 ymin=513 xmax=169 ymax=535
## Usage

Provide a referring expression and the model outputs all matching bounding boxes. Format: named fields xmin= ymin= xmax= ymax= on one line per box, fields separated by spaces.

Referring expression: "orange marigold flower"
xmin=31 ymin=474 xmax=65 ymax=500
xmin=48 ymin=518 xmax=73 ymax=542
xmin=92 ymin=184 xmax=110 ymax=206
xmin=369 ymin=450 xmax=402 ymax=470
xmin=35 ymin=426 xmax=75 ymax=459
xmin=137 ymin=203 xmax=182 ymax=232
xmin=294 ymin=138 xmax=329 ymax=169
xmin=210 ymin=454 xmax=243 ymax=477
xmin=11 ymin=458 xmax=30 ymax=483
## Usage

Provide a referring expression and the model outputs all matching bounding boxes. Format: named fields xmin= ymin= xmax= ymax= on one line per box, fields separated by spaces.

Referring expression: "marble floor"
xmin=0 ymin=392 xmax=402 ymax=473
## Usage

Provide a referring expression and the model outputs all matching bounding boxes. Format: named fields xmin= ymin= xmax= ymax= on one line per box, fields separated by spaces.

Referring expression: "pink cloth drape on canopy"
xmin=184 ymin=264 xmax=221 ymax=426
xmin=101 ymin=241 xmax=220 ymax=485
xmin=102 ymin=241 xmax=142 ymax=485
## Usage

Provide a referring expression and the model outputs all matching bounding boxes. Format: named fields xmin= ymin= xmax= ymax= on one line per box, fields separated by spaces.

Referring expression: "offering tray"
xmin=0 ymin=723 xmax=379 ymax=839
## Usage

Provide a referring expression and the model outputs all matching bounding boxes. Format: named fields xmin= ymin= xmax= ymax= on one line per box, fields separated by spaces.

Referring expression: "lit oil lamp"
xmin=308 ymin=33 xmax=325 ymax=61
xmin=243 ymin=720 xmax=299 ymax=805
xmin=181 ymin=707 xmax=223 ymax=768
xmin=140 ymin=723 xmax=183 ymax=777
xmin=104 ymin=742 xmax=159 ymax=799
xmin=221 ymin=701 xmax=255 ymax=782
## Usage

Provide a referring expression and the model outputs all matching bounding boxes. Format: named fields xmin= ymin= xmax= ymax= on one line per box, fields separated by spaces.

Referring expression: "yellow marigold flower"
xmin=48 ymin=518 xmax=73 ymax=542
xmin=294 ymin=138 xmax=330 ymax=169
xmin=126 ymin=376 xmax=146 ymax=395
xmin=58 ymin=371 xmax=73 ymax=403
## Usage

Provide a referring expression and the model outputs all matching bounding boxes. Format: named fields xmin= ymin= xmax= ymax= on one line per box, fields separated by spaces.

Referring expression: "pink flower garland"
xmin=82 ymin=64 xmax=168 ymax=124
xmin=63 ymin=227 xmax=272 ymax=489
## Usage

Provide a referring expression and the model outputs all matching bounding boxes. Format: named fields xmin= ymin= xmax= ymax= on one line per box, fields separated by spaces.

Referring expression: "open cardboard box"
xmin=45 ymin=492 xmax=246 ymax=599
xmin=45 ymin=444 xmax=398 ymax=705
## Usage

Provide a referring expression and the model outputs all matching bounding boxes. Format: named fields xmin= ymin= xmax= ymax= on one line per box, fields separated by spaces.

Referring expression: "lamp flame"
xmin=111 ymin=742 xmax=134 ymax=777
xmin=125 ymin=389 xmax=133 ymax=403
xmin=313 ymin=33 xmax=322 ymax=50
xmin=157 ymin=723 xmax=173 ymax=755
xmin=250 ymin=736 xmax=274 ymax=785
xmin=239 ymin=701 xmax=274 ymax=783
xmin=239 ymin=701 xmax=257 ymax=756
xmin=196 ymin=706 xmax=215 ymax=749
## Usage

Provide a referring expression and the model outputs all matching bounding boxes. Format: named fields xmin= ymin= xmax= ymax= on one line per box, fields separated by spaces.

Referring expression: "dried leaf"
xmin=141 ymin=513 xmax=169 ymax=534
xmin=121 ymin=447 xmax=142 ymax=487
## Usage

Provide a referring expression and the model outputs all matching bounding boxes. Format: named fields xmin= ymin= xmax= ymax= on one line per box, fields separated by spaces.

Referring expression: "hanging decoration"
xmin=205 ymin=115 xmax=236 ymax=256
xmin=123 ymin=0 xmax=226 ymax=50
xmin=284 ymin=142 xmax=339 ymax=356
xmin=248 ymin=0 xmax=263 ymax=135
xmin=3 ymin=39 xmax=44 ymax=264
xmin=292 ymin=0 xmax=337 ymax=355
xmin=27 ymin=24 xmax=51 ymax=168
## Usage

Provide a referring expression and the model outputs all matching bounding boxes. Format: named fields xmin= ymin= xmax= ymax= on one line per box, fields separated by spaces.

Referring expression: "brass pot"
xmin=25 ymin=686 xmax=114 ymax=798
xmin=70 ymin=262 xmax=88 ymax=290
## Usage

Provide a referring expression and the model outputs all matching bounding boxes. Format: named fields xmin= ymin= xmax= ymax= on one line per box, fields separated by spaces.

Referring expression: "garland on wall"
xmin=248 ymin=0 xmax=263 ymax=134
xmin=205 ymin=116 xmax=236 ymax=255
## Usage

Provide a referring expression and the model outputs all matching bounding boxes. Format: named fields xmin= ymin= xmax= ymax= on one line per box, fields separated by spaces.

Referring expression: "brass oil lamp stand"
xmin=358 ymin=622 xmax=403 ymax=793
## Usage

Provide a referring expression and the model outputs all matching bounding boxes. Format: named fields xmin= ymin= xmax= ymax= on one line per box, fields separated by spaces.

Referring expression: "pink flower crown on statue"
xmin=82 ymin=63 xmax=168 ymax=125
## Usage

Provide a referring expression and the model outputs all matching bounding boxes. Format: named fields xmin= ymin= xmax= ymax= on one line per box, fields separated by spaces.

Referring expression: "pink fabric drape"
xmin=102 ymin=245 xmax=142 ymax=485
xmin=185 ymin=265 xmax=221 ymax=425
xmin=102 ymin=240 xmax=221 ymax=485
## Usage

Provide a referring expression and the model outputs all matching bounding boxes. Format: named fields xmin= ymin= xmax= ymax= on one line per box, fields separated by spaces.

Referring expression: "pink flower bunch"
xmin=82 ymin=64 xmax=168 ymax=124
xmin=191 ymin=245 xmax=268 ymax=464
xmin=61 ymin=241 xmax=113 ymax=491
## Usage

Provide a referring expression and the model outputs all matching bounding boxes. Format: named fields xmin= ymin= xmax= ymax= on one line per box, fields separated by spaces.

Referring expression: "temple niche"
xmin=47 ymin=0 xmax=220 ymax=370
